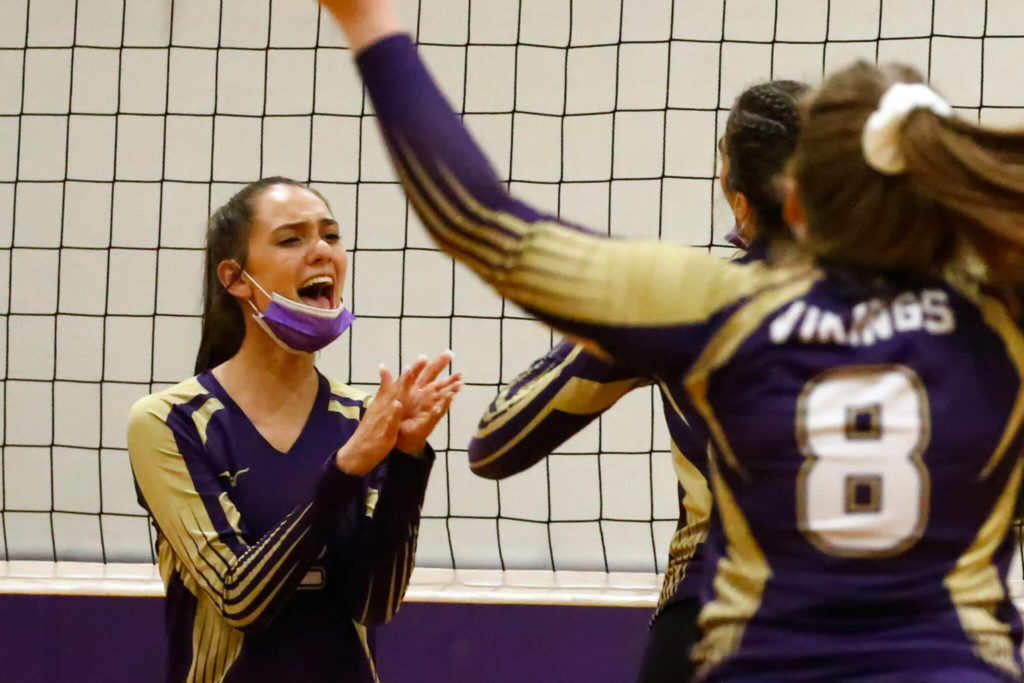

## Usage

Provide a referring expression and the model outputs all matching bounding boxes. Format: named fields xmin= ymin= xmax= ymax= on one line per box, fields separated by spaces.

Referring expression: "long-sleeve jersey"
xmin=356 ymin=34 xmax=1024 ymax=680
xmin=469 ymin=340 xmax=712 ymax=611
xmin=127 ymin=370 xmax=431 ymax=683
xmin=468 ymin=244 xmax=769 ymax=614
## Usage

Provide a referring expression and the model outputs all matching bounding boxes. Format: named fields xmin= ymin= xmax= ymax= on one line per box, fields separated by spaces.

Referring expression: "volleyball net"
xmin=2 ymin=0 xmax=1024 ymax=589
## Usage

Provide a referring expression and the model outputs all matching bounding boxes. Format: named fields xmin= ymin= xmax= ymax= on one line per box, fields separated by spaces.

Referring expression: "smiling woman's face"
xmin=241 ymin=183 xmax=348 ymax=312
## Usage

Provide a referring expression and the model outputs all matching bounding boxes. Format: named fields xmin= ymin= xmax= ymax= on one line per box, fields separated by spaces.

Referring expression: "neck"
xmin=212 ymin=319 xmax=319 ymax=402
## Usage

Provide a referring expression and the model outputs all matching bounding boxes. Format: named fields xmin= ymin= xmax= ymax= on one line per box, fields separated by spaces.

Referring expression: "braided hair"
xmin=724 ymin=80 xmax=810 ymax=243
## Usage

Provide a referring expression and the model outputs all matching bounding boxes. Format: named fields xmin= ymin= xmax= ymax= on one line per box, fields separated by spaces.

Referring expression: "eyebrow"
xmin=271 ymin=218 xmax=339 ymax=233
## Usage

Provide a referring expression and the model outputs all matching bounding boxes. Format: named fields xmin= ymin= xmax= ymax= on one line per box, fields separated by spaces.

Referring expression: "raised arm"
xmin=469 ymin=340 xmax=649 ymax=479
xmin=320 ymin=1 xmax=794 ymax=376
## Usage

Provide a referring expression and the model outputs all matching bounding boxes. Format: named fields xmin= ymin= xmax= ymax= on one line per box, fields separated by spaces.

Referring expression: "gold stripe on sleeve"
xmin=129 ymin=381 xmax=243 ymax=593
xmin=359 ymin=575 xmax=376 ymax=624
xmin=395 ymin=137 xmax=791 ymax=331
xmin=397 ymin=139 xmax=526 ymax=247
xmin=226 ymin=557 xmax=308 ymax=629
xmin=655 ymin=439 xmax=712 ymax=611
xmin=327 ymin=378 xmax=370 ymax=397
xmin=691 ymin=456 xmax=772 ymax=676
xmin=391 ymin=154 xmax=509 ymax=278
xmin=187 ymin=595 xmax=245 ymax=683
xmin=327 ymin=379 xmax=371 ymax=403
xmin=944 ymin=458 xmax=1024 ymax=679
xmin=327 ymin=379 xmax=370 ymax=420
xmin=475 ymin=344 xmax=584 ymax=436
xmin=671 ymin=441 xmax=712 ymax=532
xmin=386 ymin=552 xmax=400 ymax=621
xmin=471 ymin=374 xmax=643 ymax=469
xmin=656 ymin=382 xmax=713 ymax=530
xmin=328 ymin=400 xmax=362 ymax=420
xmin=398 ymin=539 xmax=413 ymax=615
xmin=226 ymin=514 xmax=316 ymax=618
xmin=353 ymin=621 xmax=381 ymax=683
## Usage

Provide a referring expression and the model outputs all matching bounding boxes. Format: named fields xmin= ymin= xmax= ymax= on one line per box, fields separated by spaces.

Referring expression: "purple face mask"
xmin=243 ymin=272 xmax=355 ymax=354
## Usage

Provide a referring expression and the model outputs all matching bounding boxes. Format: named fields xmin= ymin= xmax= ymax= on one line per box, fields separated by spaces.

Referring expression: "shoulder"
xmin=128 ymin=376 xmax=215 ymax=429
xmin=324 ymin=376 xmax=373 ymax=417
xmin=649 ymin=242 xmax=817 ymax=314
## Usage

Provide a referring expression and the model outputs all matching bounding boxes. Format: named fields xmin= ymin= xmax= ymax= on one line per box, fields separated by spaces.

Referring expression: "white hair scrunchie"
xmin=861 ymin=82 xmax=952 ymax=175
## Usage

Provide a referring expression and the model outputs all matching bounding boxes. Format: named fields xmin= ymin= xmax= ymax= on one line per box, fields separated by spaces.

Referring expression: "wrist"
xmin=335 ymin=443 xmax=372 ymax=476
xmin=395 ymin=439 xmax=426 ymax=457
xmin=321 ymin=0 xmax=404 ymax=54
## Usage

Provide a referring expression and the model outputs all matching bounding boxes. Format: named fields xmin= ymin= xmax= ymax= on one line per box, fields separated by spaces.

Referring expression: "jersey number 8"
xmin=796 ymin=365 xmax=931 ymax=558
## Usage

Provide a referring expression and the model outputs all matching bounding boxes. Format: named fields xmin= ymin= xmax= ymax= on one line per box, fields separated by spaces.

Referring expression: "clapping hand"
xmin=335 ymin=351 xmax=461 ymax=475
xmin=394 ymin=350 xmax=461 ymax=455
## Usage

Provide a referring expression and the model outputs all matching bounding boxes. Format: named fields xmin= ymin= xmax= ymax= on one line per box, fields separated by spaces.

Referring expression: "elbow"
xmin=469 ymin=441 xmax=538 ymax=480
xmin=467 ymin=441 xmax=505 ymax=480
xmin=469 ymin=458 xmax=505 ymax=481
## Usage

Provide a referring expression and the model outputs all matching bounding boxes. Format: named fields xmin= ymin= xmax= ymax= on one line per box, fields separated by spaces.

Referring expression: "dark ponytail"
xmin=724 ymin=79 xmax=810 ymax=242
xmin=194 ymin=176 xmax=308 ymax=374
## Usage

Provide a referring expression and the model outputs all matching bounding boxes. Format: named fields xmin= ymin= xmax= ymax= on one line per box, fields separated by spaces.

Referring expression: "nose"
xmin=308 ymin=235 xmax=333 ymax=262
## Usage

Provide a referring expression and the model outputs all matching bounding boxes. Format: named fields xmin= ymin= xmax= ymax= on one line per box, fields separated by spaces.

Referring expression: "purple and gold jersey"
xmin=468 ymin=340 xmax=712 ymax=611
xmin=468 ymin=244 xmax=769 ymax=615
xmin=127 ymin=371 xmax=431 ymax=683
xmin=356 ymin=35 xmax=1024 ymax=680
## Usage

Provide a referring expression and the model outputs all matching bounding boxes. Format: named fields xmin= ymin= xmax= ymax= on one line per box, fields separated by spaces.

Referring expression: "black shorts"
xmin=635 ymin=597 xmax=701 ymax=683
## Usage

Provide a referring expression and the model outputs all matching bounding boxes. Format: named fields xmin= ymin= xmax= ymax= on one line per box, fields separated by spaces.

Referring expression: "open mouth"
xmin=297 ymin=276 xmax=335 ymax=309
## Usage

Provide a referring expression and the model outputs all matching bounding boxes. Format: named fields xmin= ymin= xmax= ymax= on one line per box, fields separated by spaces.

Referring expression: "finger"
xmin=438 ymin=379 xmax=462 ymax=397
xmin=406 ymin=355 xmax=429 ymax=384
xmin=392 ymin=363 xmax=419 ymax=403
xmin=431 ymin=392 xmax=456 ymax=419
xmin=400 ymin=362 xmax=420 ymax=391
xmin=374 ymin=366 xmax=393 ymax=397
xmin=429 ymin=372 xmax=462 ymax=392
xmin=416 ymin=349 xmax=454 ymax=387
xmin=406 ymin=393 xmax=453 ymax=440
xmin=384 ymin=400 xmax=404 ymax=435
xmin=422 ymin=379 xmax=459 ymax=405
xmin=422 ymin=386 xmax=459 ymax=422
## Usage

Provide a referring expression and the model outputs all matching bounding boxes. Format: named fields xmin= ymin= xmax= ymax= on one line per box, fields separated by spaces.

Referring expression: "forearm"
xmin=346 ymin=447 xmax=434 ymax=624
xmin=352 ymin=36 xmax=601 ymax=317
xmin=348 ymin=34 xmax=782 ymax=380
xmin=470 ymin=341 xmax=647 ymax=479
xmin=141 ymin=457 xmax=362 ymax=633
xmin=128 ymin=399 xmax=368 ymax=633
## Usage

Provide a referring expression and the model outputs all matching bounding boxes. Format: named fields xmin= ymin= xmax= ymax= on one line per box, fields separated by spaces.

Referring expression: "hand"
xmin=318 ymin=0 xmax=404 ymax=53
xmin=394 ymin=350 xmax=462 ymax=455
xmin=335 ymin=363 xmax=415 ymax=476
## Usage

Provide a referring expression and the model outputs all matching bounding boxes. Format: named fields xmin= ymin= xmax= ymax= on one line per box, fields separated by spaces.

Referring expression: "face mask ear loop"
xmin=239 ymin=268 xmax=273 ymax=317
